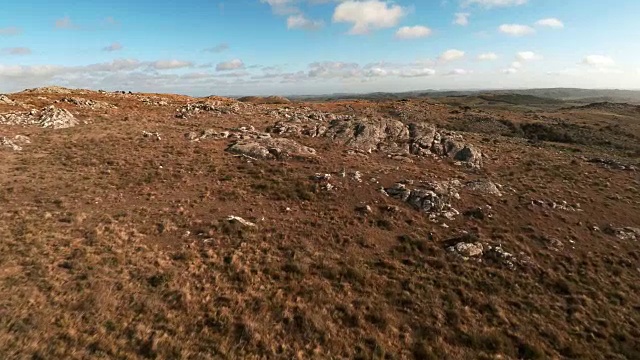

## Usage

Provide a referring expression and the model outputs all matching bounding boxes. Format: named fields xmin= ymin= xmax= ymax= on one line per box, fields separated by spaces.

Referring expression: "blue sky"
xmin=1 ymin=0 xmax=639 ymax=95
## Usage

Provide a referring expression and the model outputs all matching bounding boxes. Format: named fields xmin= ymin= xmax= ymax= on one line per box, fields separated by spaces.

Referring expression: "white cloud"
xmin=499 ymin=24 xmax=535 ymax=36
xmin=502 ymin=67 xmax=518 ymax=74
xmin=308 ymin=61 xmax=360 ymax=78
xmin=0 ymin=27 xmax=21 ymax=36
xmin=535 ymin=18 xmax=564 ymax=29
xmin=453 ymin=13 xmax=470 ymax=26
xmin=365 ymin=67 xmax=388 ymax=77
xmin=102 ymin=42 xmax=123 ymax=52
xmin=516 ymin=51 xmax=541 ymax=61
xmin=216 ymin=59 xmax=245 ymax=71
xmin=333 ymin=0 xmax=406 ymax=35
xmin=438 ymin=49 xmax=465 ymax=63
xmin=511 ymin=61 xmax=522 ymax=69
xmin=1 ymin=47 xmax=31 ymax=55
xmin=287 ymin=14 xmax=324 ymax=30
xmin=260 ymin=0 xmax=298 ymax=15
xmin=395 ymin=26 xmax=432 ymax=39
xmin=477 ymin=52 xmax=498 ymax=61
xmin=153 ymin=60 xmax=193 ymax=70
xmin=447 ymin=69 xmax=471 ymax=76
xmin=397 ymin=68 xmax=436 ymax=77
xmin=582 ymin=55 xmax=615 ymax=68
xmin=463 ymin=0 xmax=527 ymax=7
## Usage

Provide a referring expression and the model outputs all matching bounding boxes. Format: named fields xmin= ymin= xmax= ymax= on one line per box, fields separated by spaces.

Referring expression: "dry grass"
xmin=0 ymin=90 xmax=639 ymax=359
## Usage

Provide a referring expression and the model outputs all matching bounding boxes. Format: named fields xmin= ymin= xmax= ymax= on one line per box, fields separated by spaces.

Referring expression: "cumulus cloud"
xmin=582 ymin=55 xmax=615 ymax=68
xmin=453 ymin=13 xmax=470 ymax=26
xmin=1 ymin=47 xmax=32 ymax=55
xmin=511 ymin=61 xmax=522 ymax=69
xmin=102 ymin=42 xmax=123 ymax=52
xmin=260 ymin=0 xmax=298 ymax=15
xmin=216 ymin=59 xmax=245 ymax=71
xmin=204 ymin=43 xmax=229 ymax=53
xmin=463 ymin=0 xmax=528 ymax=7
xmin=477 ymin=52 xmax=498 ymax=61
xmin=438 ymin=49 xmax=465 ymax=63
xmin=398 ymin=68 xmax=436 ymax=77
xmin=0 ymin=27 xmax=22 ymax=36
xmin=502 ymin=67 xmax=518 ymax=74
xmin=333 ymin=0 xmax=406 ymax=35
xmin=516 ymin=51 xmax=541 ymax=61
xmin=152 ymin=60 xmax=193 ymax=70
xmin=309 ymin=61 xmax=360 ymax=78
xmin=499 ymin=24 xmax=535 ymax=36
xmin=535 ymin=18 xmax=564 ymax=29
xmin=287 ymin=14 xmax=324 ymax=30
xmin=395 ymin=26 xmax=432 ymax=39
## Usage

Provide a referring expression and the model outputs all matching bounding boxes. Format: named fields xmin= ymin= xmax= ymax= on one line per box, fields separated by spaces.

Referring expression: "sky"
xmin=1 ymin=0 xmax=639 ymax=96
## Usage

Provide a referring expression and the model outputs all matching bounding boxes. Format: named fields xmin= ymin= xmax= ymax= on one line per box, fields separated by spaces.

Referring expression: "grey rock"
xmin=227 ymin=137 xmax=316 ymax=160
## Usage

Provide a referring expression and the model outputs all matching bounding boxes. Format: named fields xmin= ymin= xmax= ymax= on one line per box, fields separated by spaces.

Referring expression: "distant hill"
xmin=289 ymin=88 xmax=640 ymax=104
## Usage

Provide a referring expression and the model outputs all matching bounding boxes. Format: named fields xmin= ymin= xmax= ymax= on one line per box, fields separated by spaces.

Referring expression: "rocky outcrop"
xmin=226 ymin=138 xmax=316 ymax=160
xmin=176 ymin=101 xmax=251 ymax=118
xmin=268 ymin=114 xmax=483 ymax=167
xmin=57 ymin=97 xmax=116 ymax=110
xmin=464 ymin=180 xmax=502 ymax=196
xmin=384 ymin=180 xmax=462 ymax=220
xmin=0 ymin=95 xmax=19 ymax=106
xmin=0 ymin=106 xmax=80 ymax=129
xmin=1 ymin=135 xmax=31 ymax=151
xmin=323 ymin=118 xmax=410 ymax=153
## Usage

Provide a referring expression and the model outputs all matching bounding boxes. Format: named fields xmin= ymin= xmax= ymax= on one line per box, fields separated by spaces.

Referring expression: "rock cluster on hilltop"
xmin=176 ymin=101 xmax=252 ymax=118
xmin=269 ymin=112 xmax=483 ymax=168
xmin=57 ymin=97 xmax=116 ymax=110
xmin=0 ymin=106 xmax=80 ymax=129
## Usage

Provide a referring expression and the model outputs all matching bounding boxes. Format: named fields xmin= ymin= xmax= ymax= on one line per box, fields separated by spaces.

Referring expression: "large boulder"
xmin=323 ymin=118 xmax=410 ymax=153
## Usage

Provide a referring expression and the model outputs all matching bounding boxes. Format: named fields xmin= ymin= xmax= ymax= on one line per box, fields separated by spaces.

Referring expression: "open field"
xmin=1 ymin=87 xmax=639 ymax=359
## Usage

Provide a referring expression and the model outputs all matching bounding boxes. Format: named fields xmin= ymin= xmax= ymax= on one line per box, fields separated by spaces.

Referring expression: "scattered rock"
xmin=226 ymin=216 xmax=256 ymax=227
xmin=604 ymin=226 xmax=640 ymax=240
xmin=465 ymin=180 xmax=502 ymax=197
xmin=226 ymin=137 xmax=316 ymax=160
xmin=21 ymin=86 xmax=76 ymax=94
xmin=355 ymin=204 xmax=373 ymax=214
xmin=57 ymin=97 xmax=116 ymax=110
xmin=384 ymin=180 xmax=461 ymax=220
xmin=447 ymin=240 xmax=527 ymax=270
xmin=448 ymin=242 xmax=484 ymax=258
xmin=1 ymin=135 xmax=31 ymax=151
xmin=176 ymin=100 xmax=251 ymax=118
xmin=530 ymin=199 xmax=580 ymax=212
xmin=238 ymin=96 xmax=291 ymax=104
xmin=140 ymin=96 xmax=169 ymax=106
xmin=587 ymin=157 xmax=637 ymax=172
xmin=143 ymin=131 xmax=162 ymax=141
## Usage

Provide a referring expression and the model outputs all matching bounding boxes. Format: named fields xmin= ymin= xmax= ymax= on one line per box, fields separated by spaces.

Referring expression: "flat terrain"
xmin=1 ymin=87 xmax=639 ymax=359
